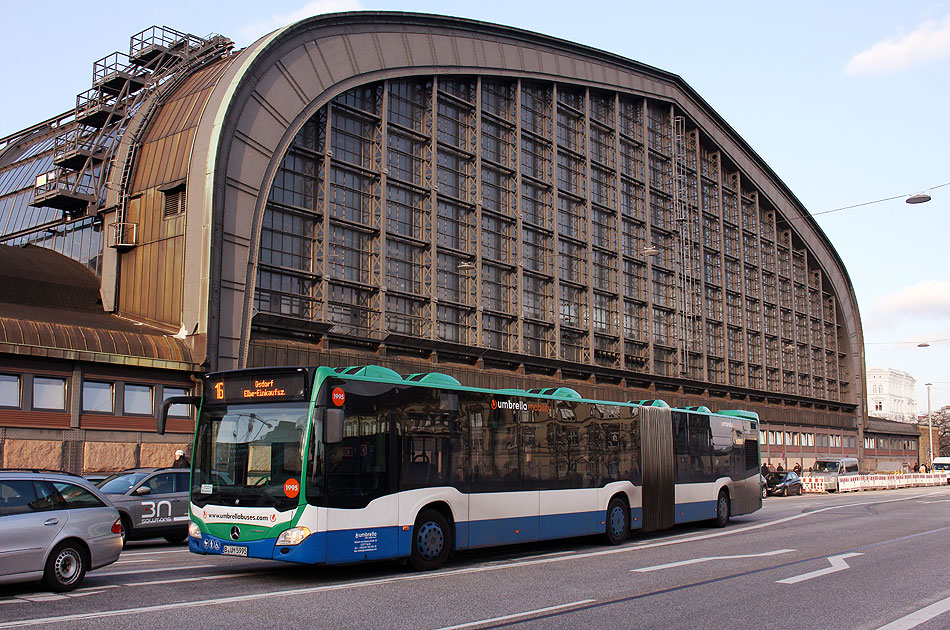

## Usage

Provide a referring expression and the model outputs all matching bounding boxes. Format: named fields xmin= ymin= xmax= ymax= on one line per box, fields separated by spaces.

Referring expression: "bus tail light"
xmin=276 ymin=526 xmax=311 ymax=546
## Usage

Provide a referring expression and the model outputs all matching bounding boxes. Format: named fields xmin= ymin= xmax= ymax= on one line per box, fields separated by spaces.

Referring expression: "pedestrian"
xmin=761 ymin=462 xmax=769 ymax=476
xmin=793 ymin=462 xmax=802 ymax=475
xmin=777 ymin=463 xmax=784 ymax=473
xmin=172 ymin=449 xmax=190 ymax=468
xmin=913 ymin=461 xmax=920 ymax=473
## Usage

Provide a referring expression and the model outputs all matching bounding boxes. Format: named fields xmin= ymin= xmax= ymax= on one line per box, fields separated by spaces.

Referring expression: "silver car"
xmin=0 ymin=470 xmax=122 ymax=591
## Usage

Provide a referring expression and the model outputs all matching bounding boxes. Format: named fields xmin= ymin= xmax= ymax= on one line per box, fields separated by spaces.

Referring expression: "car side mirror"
xmin=133 ymin=486 xmax=151 ymax=496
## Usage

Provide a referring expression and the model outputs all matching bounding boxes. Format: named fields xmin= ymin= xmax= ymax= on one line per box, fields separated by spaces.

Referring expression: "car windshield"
xmin=192 ymin=402 xmax=309 ymax=511
xmin=812 ymin=460 xmax=838 ymax=473
xmin=932 ymin=463 xmax=950 ymax=471
xmin=765 ymin=472 xmax=787 ymax=483
xmin=97 ymin=472 xmax=150 ymax=494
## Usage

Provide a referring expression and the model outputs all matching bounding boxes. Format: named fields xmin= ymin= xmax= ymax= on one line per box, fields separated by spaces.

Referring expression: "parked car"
xmin=0 ymin=469 xmax=122 ymax=592
xmin=82 ymin=473 xmax=111 ymax=485
xmin=765 ymin=471 xmax=803 ymax=496
xmin=96 ymin=468 xmax=190 ymax=545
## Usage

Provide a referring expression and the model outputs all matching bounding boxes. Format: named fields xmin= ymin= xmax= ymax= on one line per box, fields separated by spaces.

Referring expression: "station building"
xmin=0 ymin=12 xmax=906 ymax=472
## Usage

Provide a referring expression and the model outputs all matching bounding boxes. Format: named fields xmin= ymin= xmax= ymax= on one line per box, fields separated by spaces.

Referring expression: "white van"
xmin=931 ymin=457 xmax=950 ymax=484
xmin=811 ymin=457 xmax=859 ymax=492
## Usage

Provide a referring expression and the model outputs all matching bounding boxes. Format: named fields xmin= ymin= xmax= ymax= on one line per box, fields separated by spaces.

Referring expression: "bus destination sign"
xmin=206 ymin=371 xmax=309 ymax=404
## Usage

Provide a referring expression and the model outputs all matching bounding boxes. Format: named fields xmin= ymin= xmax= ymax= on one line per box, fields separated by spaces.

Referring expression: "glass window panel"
xmin=0 ymin=374 xmax=19 ymax=407
xmin=33 ymin=377 xmax=66 ymax=411
xmin=82 ymin=381 xmax=113 ymax=413
xmin=164 ymin=387 xmax=191 ymax=418
xmin=125 ymin=384 xmax=153 ymax=415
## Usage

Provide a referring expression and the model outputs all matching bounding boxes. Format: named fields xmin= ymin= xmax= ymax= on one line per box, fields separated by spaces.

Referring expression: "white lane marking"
xmin=916 ymin=500 xmax=950 ymax=504
xmin=775 ymin=552 xmax=862 ymax=584
xmin=633 ymin=548 xmax=795 ymax=572
xmin=126 ymin=571 xmax=265 ymax=586
xmin=875 ymin=595 xmax=950 ymax=630
xmin=432 ymin=599 xmax=596 ymax=630
xmin=111 ymin=559 xmax=157 ymax=565
xmin=94 ymin=564 xmax=217 ymax=577
xmin=0 ymin=585 xmax=120 ymax=605
xmin=1 ymin=491 xmax=944 ymax=628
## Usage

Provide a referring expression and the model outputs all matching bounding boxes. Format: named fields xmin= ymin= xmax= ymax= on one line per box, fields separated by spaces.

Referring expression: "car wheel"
xmin=602 ymin=496 xmax=629 ymax=545
xmin=796 ymin=485 xmax=803 ymax=496
xmin=409 ymin=509 xmax=452 ymax=571
xmin=119 ymin=515 xmax=132 ymax=546
xmin=782 ymin=486 xmax=788 ymax=497
xmin=42 ymin=542 xmax=87 ymax=592
xmin=761 ymin=485 xmax=767 ymax=499
xmin=712 ymin=490 xmax=730 ymax=528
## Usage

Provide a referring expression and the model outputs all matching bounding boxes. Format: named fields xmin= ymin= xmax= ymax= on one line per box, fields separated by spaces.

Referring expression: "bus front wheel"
xmin=409 ymin=509 xmax=452 ymax=571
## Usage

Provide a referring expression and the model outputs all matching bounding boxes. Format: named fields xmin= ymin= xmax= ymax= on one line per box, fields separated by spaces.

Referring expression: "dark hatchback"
xmin=765 ymin=471 xmax=803 ymax=496
xmin=96 ymin=468 xmax=190 ymax=544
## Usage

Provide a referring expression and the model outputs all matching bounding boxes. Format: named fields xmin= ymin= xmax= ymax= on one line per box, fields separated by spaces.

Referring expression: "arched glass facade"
xmin=253 ymin=76 xmax=847 ymax=404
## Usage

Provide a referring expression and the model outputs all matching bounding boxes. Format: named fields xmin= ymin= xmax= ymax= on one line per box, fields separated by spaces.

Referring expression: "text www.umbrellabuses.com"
xmin=208 ymin=513 xmax=272 ymax=521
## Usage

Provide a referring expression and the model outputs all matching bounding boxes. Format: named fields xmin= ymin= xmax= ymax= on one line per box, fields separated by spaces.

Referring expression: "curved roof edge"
xmin=277 ymin=11 xmax=855 ymax=295
xmin=199 ymin=10 xmax=863 ymax=407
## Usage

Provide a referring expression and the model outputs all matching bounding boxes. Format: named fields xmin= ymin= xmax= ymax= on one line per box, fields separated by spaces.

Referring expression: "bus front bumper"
xmin=189 ymin=531 xmax=326 ymax=564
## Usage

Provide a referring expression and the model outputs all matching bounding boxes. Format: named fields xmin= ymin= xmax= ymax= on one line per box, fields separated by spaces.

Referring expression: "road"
xmin=2 ymin=486 xmax=949 ymax=629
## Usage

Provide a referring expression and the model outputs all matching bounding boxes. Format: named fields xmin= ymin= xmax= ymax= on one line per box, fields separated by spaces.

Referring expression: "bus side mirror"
xmin=325 ymin=408 xmax=344 ymax=444
xmin=158 ymin=396 xmax=202 ymax=435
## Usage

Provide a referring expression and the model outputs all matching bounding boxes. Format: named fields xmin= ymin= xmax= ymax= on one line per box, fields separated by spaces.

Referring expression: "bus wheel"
xmin=713 ymin=490 xmax=730 ymax=528
xmin=409 ymin=509 xmax=452 ymax=571
xmin=602 ymin=496 xmax=629 ymax=545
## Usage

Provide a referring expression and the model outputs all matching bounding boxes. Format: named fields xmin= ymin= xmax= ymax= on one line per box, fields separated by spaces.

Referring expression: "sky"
xmin=1 ymin=0 xmax=948 ymax=410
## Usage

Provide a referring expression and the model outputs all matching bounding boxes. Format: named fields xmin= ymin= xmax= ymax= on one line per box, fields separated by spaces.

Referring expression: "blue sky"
xmin=2 ymin=0 xmax=948 ymax=409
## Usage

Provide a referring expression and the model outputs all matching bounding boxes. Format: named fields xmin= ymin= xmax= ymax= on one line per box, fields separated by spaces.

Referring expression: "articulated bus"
xmin=160 ymin=365 xmax=761 ymax=570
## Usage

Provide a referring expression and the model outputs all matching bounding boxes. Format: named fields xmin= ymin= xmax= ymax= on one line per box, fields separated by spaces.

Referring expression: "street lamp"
xmin=926 ymin=382 xmax=933 ymax=466
xmin=906 ymin=191 xmax=932 ymax=204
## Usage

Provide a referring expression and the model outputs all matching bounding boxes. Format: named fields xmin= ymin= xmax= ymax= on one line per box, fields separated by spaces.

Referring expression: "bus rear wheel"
xmin=602 ymin=496 xmax=629 ymax=545
xmin=712 ymin=490 xmax=730 ymax=528
xmin=409 ymin=509 xmax=452 ymax=571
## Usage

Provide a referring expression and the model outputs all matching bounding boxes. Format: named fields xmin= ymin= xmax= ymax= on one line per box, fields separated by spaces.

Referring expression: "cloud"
xmin=844 ymin=16 xmax=950 ymax=76
xmin=866 ymin=281 xmax=950 ymax=333
xmin=237 ymin=0 xmax=364 ymax=46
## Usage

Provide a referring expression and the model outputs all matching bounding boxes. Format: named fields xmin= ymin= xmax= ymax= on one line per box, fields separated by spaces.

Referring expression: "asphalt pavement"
xmin=1 ymin=486 xmax=949 ymax=630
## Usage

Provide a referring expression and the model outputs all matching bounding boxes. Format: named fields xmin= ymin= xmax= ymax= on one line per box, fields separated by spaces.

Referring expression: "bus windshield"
xmin=191 ymin=402 xmax=309 ymax=511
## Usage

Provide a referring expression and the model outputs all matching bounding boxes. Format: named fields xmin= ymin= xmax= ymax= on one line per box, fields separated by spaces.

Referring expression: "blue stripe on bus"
xmin=673 ymin=500 xmax=717 ymax=524
xmin=191 ymin=505 xmax=666 ymax=566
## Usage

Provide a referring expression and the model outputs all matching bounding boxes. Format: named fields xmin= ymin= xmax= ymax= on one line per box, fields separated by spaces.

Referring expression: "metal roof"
xmin=0 ymin=244 xmax=195 ymax=370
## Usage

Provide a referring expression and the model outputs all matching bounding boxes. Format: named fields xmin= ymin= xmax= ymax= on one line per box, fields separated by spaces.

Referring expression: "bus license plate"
xmin=221 ymin=545 xmax=248 ymax=557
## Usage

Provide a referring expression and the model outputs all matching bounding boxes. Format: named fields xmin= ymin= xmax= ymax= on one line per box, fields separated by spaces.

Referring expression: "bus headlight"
xmin=188 ymin=521 xmax=202 ymax=539
xmin=276 ymin=526 xmax=311 ymax=546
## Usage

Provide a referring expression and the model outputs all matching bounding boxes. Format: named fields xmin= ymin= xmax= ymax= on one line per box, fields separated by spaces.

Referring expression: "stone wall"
xmin=0 ymin=429 xmax=189 ymax=473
